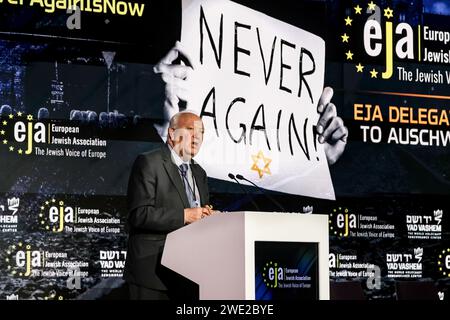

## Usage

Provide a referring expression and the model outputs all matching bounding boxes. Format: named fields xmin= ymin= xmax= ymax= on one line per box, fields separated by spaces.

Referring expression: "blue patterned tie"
xmin=179 ymin=164 xmax=197 ymax=207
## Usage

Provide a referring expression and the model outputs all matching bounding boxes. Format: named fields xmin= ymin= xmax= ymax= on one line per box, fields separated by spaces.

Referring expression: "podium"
xmin=161 ymin=211 xmax=329 ymax=300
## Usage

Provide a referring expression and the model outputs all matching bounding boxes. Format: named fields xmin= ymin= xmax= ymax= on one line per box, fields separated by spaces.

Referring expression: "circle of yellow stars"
xmin=251 ymin=151 xmax=272 ymax=179
xmin=262 ymin=261 xmax=277 ymax=288
xmin=1 ymin=111 xmax=32 ymax=155
xmin=39 ymin=198 xmax=59 ymax=231
xmin=329 ymin=207 xmax=349 ymax=237
xmin=341 ymin=2 xmax=394 ymax=79
xmin=5 ymin=242 xmax=30 ymax=276
xmin=437 ymin=248 xmax=450 ymax=277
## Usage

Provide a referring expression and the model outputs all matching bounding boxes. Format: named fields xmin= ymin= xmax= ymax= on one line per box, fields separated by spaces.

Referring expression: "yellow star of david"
xmin=384 ymin=7 xmax=393 ymax=19
xmin=251 ymin=151 xmax=272 ymax=179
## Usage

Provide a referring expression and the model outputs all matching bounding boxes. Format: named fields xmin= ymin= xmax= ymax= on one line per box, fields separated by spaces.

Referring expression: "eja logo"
xmin=329 ymin=207 xmax=357 ymax=237
xmin=4 ymin=242 xmax=43 ymax=277
xmin=262 ymin=261 xmax=284 ymax=288
xmin=342 ymin=1 xmax=418 ymax=79
xmin=1 ymin=112 xmax=48 ymax=155
xmin=39 ymin=198 xmax=74 ymax=233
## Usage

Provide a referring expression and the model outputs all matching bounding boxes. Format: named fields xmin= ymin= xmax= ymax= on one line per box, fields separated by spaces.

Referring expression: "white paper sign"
xmin=181 ymin=0 xmax=335 ymax=200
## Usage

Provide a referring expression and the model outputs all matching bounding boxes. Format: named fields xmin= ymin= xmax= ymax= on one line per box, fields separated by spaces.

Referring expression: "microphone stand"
xmin=228 ymin=173 xmax=261 ymax=211
xmin=235 ymin=174 xmax=286 ymax=212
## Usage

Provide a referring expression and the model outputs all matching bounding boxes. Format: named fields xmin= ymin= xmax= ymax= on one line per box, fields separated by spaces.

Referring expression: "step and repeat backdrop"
xmin=0 ymin=0 xmax=449 ymax=300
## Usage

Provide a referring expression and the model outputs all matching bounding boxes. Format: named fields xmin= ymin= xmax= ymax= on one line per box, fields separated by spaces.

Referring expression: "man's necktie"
xmin=179 ymin=164 xmax=197 ymax=207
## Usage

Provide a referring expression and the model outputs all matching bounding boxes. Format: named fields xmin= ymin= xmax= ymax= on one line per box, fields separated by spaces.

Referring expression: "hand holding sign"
xmin=316 ymin=87 xmax=348 ymax=165
xmin=153 ymin=41 xmax=194 ymax=141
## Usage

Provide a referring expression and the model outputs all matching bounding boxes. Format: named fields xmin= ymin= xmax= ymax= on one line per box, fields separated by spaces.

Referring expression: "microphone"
xmin=228 ymin=173 xmax=261 ymax=211
xmin=235 ymin=174 xmax=286 ymax=212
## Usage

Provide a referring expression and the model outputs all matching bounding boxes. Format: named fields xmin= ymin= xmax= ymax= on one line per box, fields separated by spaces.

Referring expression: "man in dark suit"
xmin=124 ymin=111 xmax=213 ymax=300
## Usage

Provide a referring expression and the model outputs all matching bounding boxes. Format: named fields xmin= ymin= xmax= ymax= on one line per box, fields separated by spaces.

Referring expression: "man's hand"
xmin=316 ymin=87 xmax=348 ymax=165
xmin=153 ymin=41 xmax=193 ymax=141
xmin=184 ymin=206 xmax=213 ymax=224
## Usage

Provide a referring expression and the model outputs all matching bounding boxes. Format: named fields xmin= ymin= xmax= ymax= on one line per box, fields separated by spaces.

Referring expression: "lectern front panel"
xmin=254 ymin=241 xmax=319 ymax=300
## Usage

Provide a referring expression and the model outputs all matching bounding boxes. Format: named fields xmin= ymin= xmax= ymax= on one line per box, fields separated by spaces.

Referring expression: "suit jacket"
xmin=124 ymin=144 xmax=210 ymax=290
